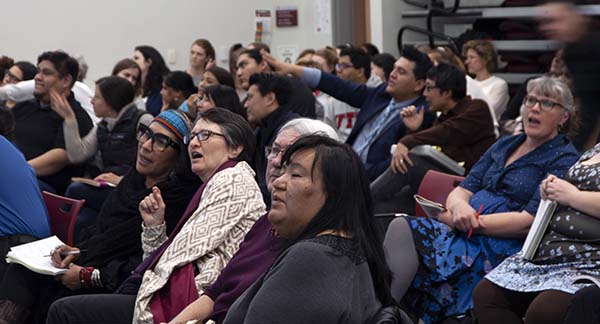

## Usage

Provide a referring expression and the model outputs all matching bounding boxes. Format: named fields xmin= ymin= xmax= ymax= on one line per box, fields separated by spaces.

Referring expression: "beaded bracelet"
xmin=78 ymin=266 xmax=94 ymax=288
xmin=91 ymin=269 xmax=103 ymax=288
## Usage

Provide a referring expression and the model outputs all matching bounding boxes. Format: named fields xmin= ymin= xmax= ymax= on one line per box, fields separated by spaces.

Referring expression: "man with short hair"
xmin=323 ymin=48 xmax=376 ymax=141
xmin=245 ymin=73 xmax=298 ymax=191
xmin=236 ymin=49 xmax=316 ymax=119
xmin=262 ymin=45 xmax=436 ymax=180
xmin=371 ymin=63 xmax=496 ymax=212
xmin=12 ymin=51 xmax=93 ymax=194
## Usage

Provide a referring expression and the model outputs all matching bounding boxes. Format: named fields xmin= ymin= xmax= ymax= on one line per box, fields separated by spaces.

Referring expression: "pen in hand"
xmin=43 ymin=250 xmax=87 ymax=257
xmin=467 ymin=204 xmax=484 ymax=239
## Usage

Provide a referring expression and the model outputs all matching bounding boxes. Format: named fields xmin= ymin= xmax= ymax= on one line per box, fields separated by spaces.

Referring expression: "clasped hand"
xmin=540 ymin=174 xmax=579 ymax=206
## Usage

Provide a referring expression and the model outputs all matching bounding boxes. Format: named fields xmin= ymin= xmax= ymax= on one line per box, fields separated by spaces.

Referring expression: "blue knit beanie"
xmin=152 ymin=110 xmax=193 ymax=143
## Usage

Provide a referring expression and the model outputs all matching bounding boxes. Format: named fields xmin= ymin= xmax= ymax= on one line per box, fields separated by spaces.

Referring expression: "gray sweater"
xmin=223 ymin=235 xmax=381 ymax=324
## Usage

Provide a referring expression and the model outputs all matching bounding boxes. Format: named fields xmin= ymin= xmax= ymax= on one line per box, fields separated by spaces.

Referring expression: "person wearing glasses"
xmin=384 ymin=76 xmax=580 ymax=323
xmin=371 ymin=63 xmax=496 ymax=213
xmin=321 ymin=48 xmax=374 ymax=142
xmin=0 ymin=61 xmax=37 ymax=108
xmin=49 ymin=76 xmax=152 ymax=241
xmin=45 ymin=108 xmax=266 ymax=324
xmin=473 ymin=135 xmax=600 ymax=324
xmin=0 ymin=109 xmax=200 ymax=324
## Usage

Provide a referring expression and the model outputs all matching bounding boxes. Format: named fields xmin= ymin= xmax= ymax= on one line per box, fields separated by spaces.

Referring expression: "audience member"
xmin=193 ymin=85 xmax=246 ymax=119
xmin=313 ymin=47 xmax=338 ymax=74
xmin=0 ymin=135 xmax=50 ymax=281
xmin=501 ymin=49 xmax=571 ymax=135
xmin=112 ymin=58 xmax=143 ymax=95
xmin=0 ymin=110 xmax=199 ymax=324
xmin=463 ymin=40 xmax=509 ymax=120
xmin=46 ymin=108 xmax=265 ymax=324
xmin=198 ymin=66 xmax=235 ymax=93
xmin=263 ymin=45 xmax=435 ymax=180
xmin=187 ymin=39 xmax=216 ymax=86
xmin=53 ymin=76 xmax=151 ymax=241
xmin=427 ymin=46 xmax=498 ymax=136
xmin=247 ymin=42 xmax=270 ymax=53
xmin=227 ymin=43 xmax=245 ymax=97
xmin=474 ymin=141 xmax=600 ymax=324
xmin=186 ymin=66 xmax=236 ymax=115
xmin=134 ymin=45 xmax=170 ymax=116
xmin=75 ymin=55 xmax=88 ymax=82
xmin=159 ymin=71 xmax=196 ymax=112
xmin=371 ymin=53 xmax=396 ymax=83
xmin=151 ymin=118 xmax=337 ymax=324
xmin=222 ymin=135 xmax=393 ymax=323
xmin=11 ymin=51 xmax=94 ymax=194
xmin=245 ymin=73 xmax=298 ymax=195
xmin=295 ymin=48 xmax=315 ymax=64
xmin=236 ymin=48 xmax=316 ymax=119
xmin=538 ymin=0 xmax=600 ymax=151
xmin=322 ymin=47 xmax=373 ymax=141
xmin=2 ymin=61 xmax=37 ymax=88
xmin=360 ymin=42 xmax=380 ymax=57
xmin=384 ymin=76 xmax=580 ymax=324
xmin=371 ymin=63 xmax=496 ymax=213
xmin=0 ymin=56 xmax=14 ymax=86
xmin=0 ymin=66 xmax=98 ymax=124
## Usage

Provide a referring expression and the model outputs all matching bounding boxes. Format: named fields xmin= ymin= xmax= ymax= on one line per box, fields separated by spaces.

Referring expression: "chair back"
xmin=414 ymin=170 xmax=465 ymax=217
xmin=42 ymin=191 xmax=85 ymax=245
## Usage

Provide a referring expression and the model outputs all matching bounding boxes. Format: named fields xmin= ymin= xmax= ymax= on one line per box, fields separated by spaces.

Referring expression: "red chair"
xmin=42 ymin=191 xmax=85 ymax=245
xmin=414 ymin=170 xmax=465 ymax=217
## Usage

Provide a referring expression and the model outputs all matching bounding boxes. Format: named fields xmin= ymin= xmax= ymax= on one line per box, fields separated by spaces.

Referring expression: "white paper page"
xmin=6 ymin=235 xmax=67 ymax=275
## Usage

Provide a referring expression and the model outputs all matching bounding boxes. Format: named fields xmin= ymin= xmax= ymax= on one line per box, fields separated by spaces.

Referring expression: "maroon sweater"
xmin=203 ymin=214 xmax=280 ymax=323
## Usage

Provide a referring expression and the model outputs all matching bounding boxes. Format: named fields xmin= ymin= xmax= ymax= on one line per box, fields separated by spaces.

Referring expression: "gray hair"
xmin=526 ymin=75 xmax=575 ymax=113
xmin=278 ymin=118 xmax=340 ymax=142
xmin=75 ymin=55 xmax=88 ymax=82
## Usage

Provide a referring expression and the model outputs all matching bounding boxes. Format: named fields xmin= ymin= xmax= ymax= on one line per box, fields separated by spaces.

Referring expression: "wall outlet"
xmin=167 ymin=49 xmax=177 ymax=65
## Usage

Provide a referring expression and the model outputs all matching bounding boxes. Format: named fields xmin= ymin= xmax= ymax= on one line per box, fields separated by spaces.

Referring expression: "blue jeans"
xmin=64 ymin=182 xmax=114 ymax=244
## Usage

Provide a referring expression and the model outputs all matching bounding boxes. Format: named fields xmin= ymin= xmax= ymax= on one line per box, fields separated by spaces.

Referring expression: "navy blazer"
xmin=316 ymin=72 xmax=434 ymax=180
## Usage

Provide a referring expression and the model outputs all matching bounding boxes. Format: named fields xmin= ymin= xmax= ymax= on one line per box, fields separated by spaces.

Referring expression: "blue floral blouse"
xmin=405 ymin=133 xmax=580 ymax=324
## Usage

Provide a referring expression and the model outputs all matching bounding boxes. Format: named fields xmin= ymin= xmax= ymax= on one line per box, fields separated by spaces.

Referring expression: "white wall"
xmin=370 ymin=0 xmax=405 ymax=57
xmin=0 ymin=0 xmax=333 ymax=87
xmin=369 ymin=0 xmax=428 ymax=57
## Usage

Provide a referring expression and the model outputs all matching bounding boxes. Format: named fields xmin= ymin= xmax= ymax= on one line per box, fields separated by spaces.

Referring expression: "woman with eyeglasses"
xmin=1 ymin=61 xmax=37 ymax=108
xmin=50 ymin=76 xmax=152 ymax=241
xmin=384 ymin=76 xmax=580 ymax=324
xmin=0 ymin=110 xmax=200 ymax=324
xmin=45 ymin=108 xmax=266 ymax=324
xmin=473 ymin=131 xmax=600 ymax=324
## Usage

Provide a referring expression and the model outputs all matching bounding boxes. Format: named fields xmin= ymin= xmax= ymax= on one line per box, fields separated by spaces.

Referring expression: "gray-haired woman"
xmin=385 ymin=76 xmax=581 ymax=323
